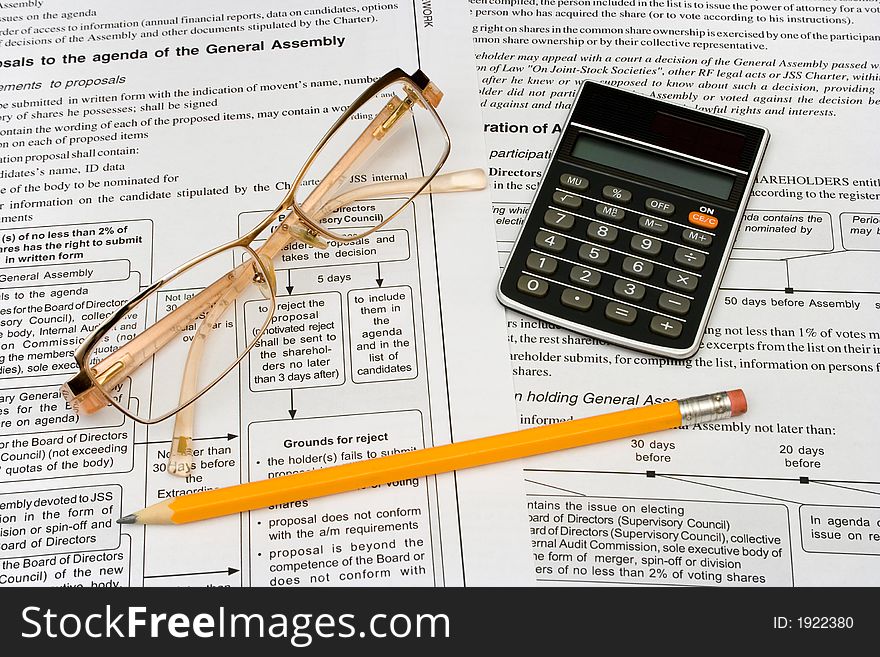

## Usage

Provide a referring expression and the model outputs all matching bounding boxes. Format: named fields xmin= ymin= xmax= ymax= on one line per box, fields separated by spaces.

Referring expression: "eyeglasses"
xmin=60 ymin=68 xmax=487 ymax=477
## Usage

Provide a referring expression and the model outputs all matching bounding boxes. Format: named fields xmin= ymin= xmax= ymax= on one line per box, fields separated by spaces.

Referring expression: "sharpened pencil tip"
xmin=117 ymin=514 xmax=137 ymax=524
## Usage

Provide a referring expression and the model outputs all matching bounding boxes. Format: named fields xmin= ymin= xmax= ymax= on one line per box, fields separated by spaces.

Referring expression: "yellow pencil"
xmin=120 ymin=390 xmax=747 ymax=525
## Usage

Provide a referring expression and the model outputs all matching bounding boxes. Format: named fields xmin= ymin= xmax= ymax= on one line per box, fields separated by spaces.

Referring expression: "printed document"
xmin=463 ymin=0 xmax=880 ymax=585
xmin=0 ymin=0 xmax=517 ymax=586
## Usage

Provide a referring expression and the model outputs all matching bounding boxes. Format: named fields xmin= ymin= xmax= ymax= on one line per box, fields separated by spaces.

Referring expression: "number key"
xmin=570 ymin=266 xmax=601 ymax=288
xmin=587 ymin=222 xmax=617 ymax=244
xmin=517 ymin=275 xmax=548 ymax=298
xmin=526 ymin=252 xmax=558 ymax=275
xmin=622 ymin=256 xmax=653 ymax=279
xmin=613 ymin=279 xmax=645 ymax=302
xmin=535 ymin=230 xmax=566 ymax=253
xmin=544 ymin=209 xmax=574 ymax=231
xmin=578 ymin=243 xmax=610 ymax=266
xmin=631 ymin=234 xmax=661 ymax=256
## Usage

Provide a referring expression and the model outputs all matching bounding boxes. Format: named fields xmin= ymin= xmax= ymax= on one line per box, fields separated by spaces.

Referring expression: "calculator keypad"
xmin=502 ymin=162 xmax=730 ymax=354
xmin=496 ymin=82 xmax=766 ymax=358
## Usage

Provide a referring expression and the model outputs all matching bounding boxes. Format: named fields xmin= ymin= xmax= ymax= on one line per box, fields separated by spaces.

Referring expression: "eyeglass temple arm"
xmin=166 ymin=260 xmax=263 ymax=475
xmin=318 ymin=168 xmax=487 ymax=216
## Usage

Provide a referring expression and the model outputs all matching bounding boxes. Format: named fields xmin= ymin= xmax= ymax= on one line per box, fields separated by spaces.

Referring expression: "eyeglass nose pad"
xmin=253 ymin=254 xmax=276 ymax=300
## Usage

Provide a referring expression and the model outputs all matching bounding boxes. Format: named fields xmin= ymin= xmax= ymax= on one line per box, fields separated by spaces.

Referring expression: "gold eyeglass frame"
xmin=60 ymin=68 xmax=487 ymax=474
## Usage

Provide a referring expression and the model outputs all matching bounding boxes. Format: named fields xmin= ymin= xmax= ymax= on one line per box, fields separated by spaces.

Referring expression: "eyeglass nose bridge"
xmin=253 ymin=253 xmax=276 ymax=300
xmin=278 ymin=219 xmax=329 ymax=250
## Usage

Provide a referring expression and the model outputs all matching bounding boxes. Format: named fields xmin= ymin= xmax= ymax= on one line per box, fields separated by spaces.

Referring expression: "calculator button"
xmin=526 ymin=252 xmax=558 ymax=275
xmin=595 ymin=203 xmax=625 ymax=222
xmin=560 ymin=173 xmax=588 ymax=192
xmin=544 ymin=209 xmax=574 ymax=231
xmin=682 ymin=228 xmax=713 ymax=247
xmin=561 ymin=288 xmax=592 ymax=311
xmin=605 ymin=302 xmax=637 ymax=325
xmin=570 ymin=266 xmax=601 ymax=288
xmin=535 ymin=230 xmax=566 ymax=253
xmin=614 ymin=279 xmax=646 ymax=302
xmin=639 ymin=216 xmax=669 ymax=235
xmin=622 ymin=257 xmax=654 ymax=279
xmin=658 ymin=293 xmax=690 ymax=316
xmin=674 ymin=247 xmax=706 ymax=270
xmin=517 ymin=275 xmax=548 ymax=298
xmin=667 ymin=269 xmax=698 ymax=292
xmin=689 ymin=211 xmax=718 ymax=229
xmin=553 ymin=191 xmax=582 ymax=209
xmin=650 ymin=316 xmax=683 ymax=339
xmin=587 ymin=222 xmax=618 ymax=244
xmin=602 ymin=185 xmax=632 ymax=203
xmin=578 ymin=243 xmax=610 ymax=266
xmin=631 ymin=234 xmax=661 ymax=256
xmin=646 ymin=198 xmax=675 ymax=216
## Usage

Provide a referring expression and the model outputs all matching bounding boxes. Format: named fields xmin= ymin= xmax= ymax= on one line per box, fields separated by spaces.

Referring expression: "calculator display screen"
xmin=571 ymin=134 xmax=735 ymax=199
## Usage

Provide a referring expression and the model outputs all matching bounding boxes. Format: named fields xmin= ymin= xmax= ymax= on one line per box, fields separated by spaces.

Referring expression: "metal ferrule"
xmin=677 ymin=392 xmax=732 ymax=426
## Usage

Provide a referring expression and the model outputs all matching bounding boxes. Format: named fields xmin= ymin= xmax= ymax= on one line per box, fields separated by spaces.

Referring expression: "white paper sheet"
xmin=461 ymin=0 xmax=880 ymax=585
xmin=0 ymin=0 xmax=518 ymax=586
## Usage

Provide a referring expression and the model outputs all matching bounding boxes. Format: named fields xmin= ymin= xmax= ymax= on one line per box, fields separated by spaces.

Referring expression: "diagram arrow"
xmin=135 ymin=433 xmax=237 ymax=446
xmin=288 ymin=389 xmax=297 ymax=420
xmin=376 ymin=262 xmax=383 ymax=287
xmin=286 ymin=269 xmax=294 ymax=295
xmin=144 ymin=567 xmax=239 ymax=580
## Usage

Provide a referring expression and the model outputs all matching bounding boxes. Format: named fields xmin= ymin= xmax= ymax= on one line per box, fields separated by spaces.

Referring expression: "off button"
xmin=645 ymin=198 xmax=675 ymax=216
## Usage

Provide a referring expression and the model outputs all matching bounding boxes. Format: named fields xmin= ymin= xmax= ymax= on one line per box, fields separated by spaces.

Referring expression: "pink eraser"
xmin=727 ymin=389 xmax=747 ymax=416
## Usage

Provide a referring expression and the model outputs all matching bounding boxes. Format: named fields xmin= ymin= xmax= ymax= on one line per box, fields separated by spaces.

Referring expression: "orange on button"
xmin=689 ymin=211 xmax=718 ymax=229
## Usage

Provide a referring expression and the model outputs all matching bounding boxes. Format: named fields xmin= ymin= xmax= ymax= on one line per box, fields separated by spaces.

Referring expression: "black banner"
xmin=0 ymin=586 xmax=872 ymax=654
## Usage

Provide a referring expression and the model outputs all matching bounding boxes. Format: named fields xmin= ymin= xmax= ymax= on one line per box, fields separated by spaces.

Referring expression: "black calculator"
xmin=497 ymin=81 xmax=769 ymax=359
